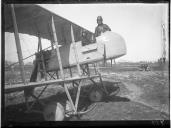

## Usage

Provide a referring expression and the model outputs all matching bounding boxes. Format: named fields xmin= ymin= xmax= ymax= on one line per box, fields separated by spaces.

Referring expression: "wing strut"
xmin=51 ymin=16 xmax=76 ymax=113
xmin=103 ymin=44 xmax=107 ymax=67
xmin=71 ymin=25 xmax=82 ymax=76
xmin=71 ymin=25 xmax=82 ymax=111
xmin=38 ymin=35 xmax=47 ymax=80
xmin=11 ymin=4 xmax=26 ymax=84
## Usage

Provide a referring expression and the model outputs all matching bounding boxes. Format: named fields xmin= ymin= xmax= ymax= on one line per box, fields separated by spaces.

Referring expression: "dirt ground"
xmin=4 ymin=69 xmax=170 ymax=125
xmin=102 ymin=70 xmax=169 ymax=115
xmin=82 ymin=70 xmax=169 ymax=120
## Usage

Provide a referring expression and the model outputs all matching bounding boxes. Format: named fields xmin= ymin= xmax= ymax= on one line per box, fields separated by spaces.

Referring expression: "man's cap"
xmin=97 ymin=16 xmax=103 ymax=21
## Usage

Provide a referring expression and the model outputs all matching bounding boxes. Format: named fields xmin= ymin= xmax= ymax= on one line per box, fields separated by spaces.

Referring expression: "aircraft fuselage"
xmin=37 ymin=31 xmax=127 ymax=71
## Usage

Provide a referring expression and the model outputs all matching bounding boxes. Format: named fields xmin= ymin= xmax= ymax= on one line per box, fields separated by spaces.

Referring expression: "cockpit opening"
xmin=81 ymin=30 xmax=96 ymax=46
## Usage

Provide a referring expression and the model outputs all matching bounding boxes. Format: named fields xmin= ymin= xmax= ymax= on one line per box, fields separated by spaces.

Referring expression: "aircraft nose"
xmin=97 ymin=32 xmax=126 ymax=59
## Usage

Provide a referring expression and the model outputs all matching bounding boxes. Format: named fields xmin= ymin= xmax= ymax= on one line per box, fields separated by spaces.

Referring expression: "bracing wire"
xmin=7 ymin=45 xmax=52 ymax=68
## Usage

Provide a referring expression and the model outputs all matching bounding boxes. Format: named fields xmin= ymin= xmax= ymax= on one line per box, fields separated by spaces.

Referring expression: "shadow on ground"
xmin=4 ymin=81 xmax=131 ymax=123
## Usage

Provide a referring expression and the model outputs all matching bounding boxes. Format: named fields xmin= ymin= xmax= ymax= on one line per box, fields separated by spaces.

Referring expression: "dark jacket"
xmin=95 ymin=24 xmax=111 ymax=37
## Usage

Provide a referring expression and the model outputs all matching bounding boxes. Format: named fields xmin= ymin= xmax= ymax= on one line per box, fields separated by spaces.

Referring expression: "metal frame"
xmin=9 ymin=5 xmax=109 ymax=118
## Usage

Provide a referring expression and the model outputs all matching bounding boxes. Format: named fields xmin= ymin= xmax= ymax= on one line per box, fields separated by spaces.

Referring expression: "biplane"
xmin=4 ymin=4 xmax=126 ymax=121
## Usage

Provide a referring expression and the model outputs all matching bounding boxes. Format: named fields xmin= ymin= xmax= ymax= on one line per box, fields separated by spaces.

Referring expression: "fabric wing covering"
xmin=4 ymin=4 xmax=93 ymax=45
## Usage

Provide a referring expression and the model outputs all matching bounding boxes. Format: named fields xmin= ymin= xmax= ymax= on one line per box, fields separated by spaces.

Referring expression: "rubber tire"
xmin=89 ymin=89 xmax=103 ymax=102
xmin=43 ymin=102 xmax=65 ymax=121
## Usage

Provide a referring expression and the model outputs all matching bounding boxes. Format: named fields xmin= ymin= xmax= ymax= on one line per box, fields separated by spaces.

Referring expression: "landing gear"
xmin=43 ymin=102 xmax=65 ymax=121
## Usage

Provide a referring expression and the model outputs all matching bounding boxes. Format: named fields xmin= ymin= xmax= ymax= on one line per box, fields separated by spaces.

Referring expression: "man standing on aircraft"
xmin=94 ymin=16 xmax=111 ymax=37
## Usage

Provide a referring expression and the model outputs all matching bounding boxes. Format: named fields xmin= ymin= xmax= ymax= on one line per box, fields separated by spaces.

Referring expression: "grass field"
xmin=4 ymin=62 xmax=170 ymax=123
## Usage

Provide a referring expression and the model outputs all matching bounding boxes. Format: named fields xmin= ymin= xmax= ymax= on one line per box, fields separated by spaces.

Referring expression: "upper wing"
xmin=4 ymin=4 xmax=93 ymax=45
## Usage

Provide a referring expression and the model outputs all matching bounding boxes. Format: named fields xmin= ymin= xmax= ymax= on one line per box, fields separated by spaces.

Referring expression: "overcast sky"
xmin=5 ymin=3 xmax=169 ymax=63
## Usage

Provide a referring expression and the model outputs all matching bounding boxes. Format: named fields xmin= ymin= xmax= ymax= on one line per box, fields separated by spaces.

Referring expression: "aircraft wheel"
xmin=43 ymin=102 xmax=65 ymax=121
xmin=89 ymin=89 xmax=104 ymax=102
